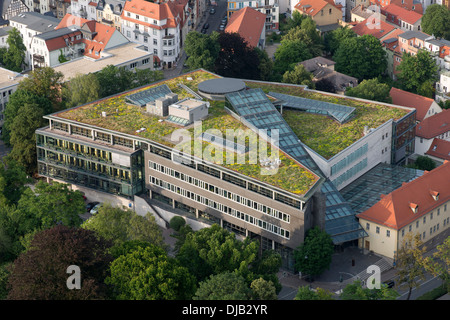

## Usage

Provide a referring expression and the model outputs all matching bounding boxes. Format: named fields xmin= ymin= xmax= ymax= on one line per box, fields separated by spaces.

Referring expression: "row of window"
xmin=331 ymin=143 xmax=368 ymax=177
xmin=148 ymin=161 xmax=290 ymax=223
xmin=149 ymin=176 xmax=290 ymax=239
xmin=332 ymin=158 xmax=368 ymax=187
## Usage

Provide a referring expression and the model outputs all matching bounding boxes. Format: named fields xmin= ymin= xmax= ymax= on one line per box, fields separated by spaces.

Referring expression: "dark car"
xmin=86 ymin=201 xmax=99 ymax=212
xmin=203 ymin=23 xmax=209 ymax=29
xmin=201 ymin=28 xmax=207 ymax=34
xmin=383 ymin=280 xmax=395 ymax=289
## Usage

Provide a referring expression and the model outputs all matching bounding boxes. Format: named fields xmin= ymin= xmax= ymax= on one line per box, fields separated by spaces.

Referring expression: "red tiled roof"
xmin=357 ymin=160 xmax=450 ymax=230
xmin=225 ymin=7 xmax=266 ymax=48
xmin=382 ymin=3 xmax=422 ymax=24
xmin=390 ymin=87 xmax=436 ymax=122
xmin=56 ymin=14 xmax=89 ymax=29
xmin=121 ymin=0 xmax=186 ymax=28
xmin=294 ymin=0 xmax=339 ymax=17
xmin=45 ymin=31 xmax=83 ymax=52
xmin=351 ymin=18 xmax=396 ymax=39
xmin=416 ymin=109 xmax=450 ymax=139
xmin=425 ymin=138 xmax=450 ymax=161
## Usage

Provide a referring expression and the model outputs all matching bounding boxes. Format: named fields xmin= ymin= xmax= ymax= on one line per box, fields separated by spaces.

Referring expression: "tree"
xmin=250 ymin=277 xmax=278 ymax=300
xmin=282 ymin=64 xmax=315 ymax=88
xmin=8 ymin=103 xmax=46 ymax=174
xmin=254 ymin=47 xmax=273 ymax=81
xmin=0 ymin=263 xmax=12 ymax=299
xmin=7 ymin=225 xmax=113 ymax=299
xmin=0 ymin=159 xmax=30 ymax=207
xmin=214 ymin=32 xmax=261 ymax=80
xmin=408 ymin=155 xmax=436 ymax=171
xmin=2 ymin=89 xmax=52 ymax=146
xmin=294 ymin=226 xmax=334 ymax=279
xmin=280 ymin=10 xmax=306 ymax=32
xmin=95 ymin=65 xmax=135 ymax=98
xmin=169 ymin=216 xmax=186 ymax=232
xmin=345 ymin=78 xmax=392 ymax=103
xmin=417 ymin=79 xmax=435 ymax=98
xmin=334 ymin=35 xmax=387 ymax=81
xmin=193 ymin=272 xmax=251 ymax=300
xmin=64 ymin=73 xmax=100 ymax=108
xmin=82 ymin=203 xmax=165 ymax=249
xmin=58 ymin=49 xmax=69 ymax=64
xmin=184 ymin=31 xmax=220 ymax=72
xmin=422 ymin=237 xmax=450 ymax=291
xmin=131 ymin=68 xmax=164 ymax=88
xmin=176 ymin=224 xmax=259 ymax=282
xmin=273 ymin=39 xmax=313 ymax=79
xmin=106 ymin=244 xmax=196 ymax=300
xmin=2 ymin=28 xmax=26 ymax=72
xmin=340 ymin=280 xmax=398 ymax=300
xmin=421 ymin=4 xmax=450 ymax=40
xmin=16 ymin=181 xmax=85 ymax=230
xmin=281 ymin=18 xmax=323 ymax=57
xmin=324 ymin=26 xmax=357 ymax=56
xmin=395 ymin=233 xmax=427 ymax=300
xmin=396 ymin=50 xmax=438 ymax=94
xmin=295 ymin=285 xmax=335 ymax=300
xmin=18 ymin=67 xmax=66 ymax=112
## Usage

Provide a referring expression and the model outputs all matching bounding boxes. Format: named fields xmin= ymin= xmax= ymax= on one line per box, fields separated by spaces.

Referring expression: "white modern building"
xmin=0 ymin=67 xmax=27 ymax=131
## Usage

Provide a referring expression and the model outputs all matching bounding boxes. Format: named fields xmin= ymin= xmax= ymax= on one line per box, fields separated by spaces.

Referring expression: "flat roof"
xmin=0 ymin=67 xmax=26 ymax=89
xmin=198 ymin=77 xmax=246 ymax=95
xmin=52 ymin=42 xmax=151 ymax=81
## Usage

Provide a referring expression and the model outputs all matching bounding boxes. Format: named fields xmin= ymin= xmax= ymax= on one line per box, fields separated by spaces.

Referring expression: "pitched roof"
xmin=357 ymin=160 xmax=450 ymax=230
xmin=294 ymin=0 xmax=339 ymax=17
xmin=398 ymin=30 xmax=430 ymax=41
xmin=425 ymin=138 xmax=450 ymax=161
xmin=416 ymin=109 xmax=450 ymax=139
xmin=351 ymin=17 xmax=397 ymax=40
xmin=382 ymin=3 xmax=422 ymax=24
xmin=35 ymin=27 xmax=83 ymax=52
xmin=121 ymin=0 xmax=186 ymax=28
xmin=224 ymin=6 xmax=266 ymax=48
xmin=389 ymin=87 xmax=436 ymax=122
xmin=300 ymin=56 xmax=335 ymax=72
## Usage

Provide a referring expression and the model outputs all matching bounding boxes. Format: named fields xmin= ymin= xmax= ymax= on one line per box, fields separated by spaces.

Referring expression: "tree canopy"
xmin=184 ymin=31 xmax=220 ymax=72
xmin=421 ymin=4 xmax=450 ymax=40
xmin=7 ymin=225 xmax=113 ymax=300
xmin=282 ymin=64 xmax=315 ymax=88
xmin=334 ymin=35 xmax=387 ymax=81
xmin=193 ymin=272 xmax=251 ymax=300
xmin=345 ymin=78 xmax=392 ymax=103
xmin=1 ymin=28 xmax=26 ymax=72
xmin=324 ymin=26 xmax=357 ymax=57
xmin=396 ymin=50 xmax=438 ymax=94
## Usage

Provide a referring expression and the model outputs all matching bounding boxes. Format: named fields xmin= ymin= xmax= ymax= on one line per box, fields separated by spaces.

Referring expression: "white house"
xmin=415 ymin=109 xmax=450 ymax=155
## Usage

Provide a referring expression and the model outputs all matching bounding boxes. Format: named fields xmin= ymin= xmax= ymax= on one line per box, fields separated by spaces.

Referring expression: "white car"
xmin=90 ymin=203 xmax=103 ymax=215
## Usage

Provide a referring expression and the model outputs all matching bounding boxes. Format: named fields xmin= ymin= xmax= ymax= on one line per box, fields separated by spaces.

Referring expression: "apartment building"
xmin=71 ymin=0 xmax=99 ymax=20
xmin=369 ymin=0 xmax=423 ymax=13
xmin=415 ymin=109 xmax=450 ymax=155
xmin=381 ymin=3 xmax=422 ymax=31
xmin=0 ymin=0 xmax=28 ymax=24
xmin=95 ymin=0 xmax=124 ymax=32
xmin=357 ymin=160 xmax=450 ymax=259
xmin=227 ymin=0 xmax=280 ymax=31
xmin=293 ymin=0 xmax=342 ymax=28
xmin=224 ymin=6 xmax=266 ymax=49
xmin=0 ymin=67 xmax=26 ymax=132
xmin=8 ymin=11 xmax=60 ymax=69
xmin=120 ymin=0 xmax=190 ymax=69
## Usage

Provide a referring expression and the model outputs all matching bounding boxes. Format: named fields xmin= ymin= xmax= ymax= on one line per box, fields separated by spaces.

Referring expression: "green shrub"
xmin=416 ymin=285 xmax=448 ymax=300
xmin=169 ymin=216 xmax=186 ymax=231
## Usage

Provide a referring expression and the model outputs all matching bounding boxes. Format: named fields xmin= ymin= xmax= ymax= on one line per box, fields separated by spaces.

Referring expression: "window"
xmin=376 ymin=226 xmax=380 ymax=234
xmin=153 ymin=39 xmax=157 ymax=45
xmin=366 ymin=223 xmax=370 ymax=230
xmin=386 ymin=230 xmax=390 ymax=237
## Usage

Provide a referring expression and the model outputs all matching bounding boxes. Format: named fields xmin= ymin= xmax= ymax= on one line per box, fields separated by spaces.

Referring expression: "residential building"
xmin=70 ymin=0 xmax=99 ymax=20
xmin=369 ymin=0 xmax=423 ymax=14
xmin=299 ymin=56 xmax=359 ymax=94
xmin=0 ymin=67 xmax=26 ymax=132
xmin=227 ymin=0 xmax=280 ymax=31
xmin=390 ymin=87 xmax=442 ymax=122
xmin=56 ymin=0 xmax=71 ymax=19
xmin=346 ymin=0 xmax=370 ymax=21
xmin=0 ymin=25 xmax=12 ymax=46
xmin=350 ymin=4 xmax=386 ymax=22
xmin=425 ymin=138 xmax=450 ymax=164
xmin=351 ymin=16 xmax=398 ymax=41
xmin=415 ymin=109 xmax=450 ymax=155
xmin=293 ymin=0 xmax=342 ymax=29
xmin=436 ymin=71 xmax=450 ymax=103
xmin=357 ymin=159 xmax=450 ymax=259
xmin=224 ymin=6 xmax=266 ymax=49
xmin=95 ymin=0 xmax=124 ymax=32
xmin=121 ymin=0 xmax=190 ymax=69
xmin=8 ymin=11 xmax=60 ymax=69
xmin=380 ymin=3 xmax=422 ymax=31
xmin=0 ymin=0 xmax=28 ymax=25
xmin=397 ymin=30 xmax=431 ymax=55
xmin=382 ymin=35 xmax=402 ymax=80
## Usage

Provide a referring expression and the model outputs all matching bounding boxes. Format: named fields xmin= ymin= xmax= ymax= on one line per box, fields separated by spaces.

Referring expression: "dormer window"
xmin=410 ymin=203 xmax=419 ymax=213
xmin=430 ymin=190 xmax=439 ymax=201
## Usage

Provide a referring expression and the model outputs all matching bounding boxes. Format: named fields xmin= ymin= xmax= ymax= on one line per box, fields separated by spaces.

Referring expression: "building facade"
xmin=227 ymin=0 xmax=280 ymax=31
xmin=0 ymin=67 xmax=26 ymax=132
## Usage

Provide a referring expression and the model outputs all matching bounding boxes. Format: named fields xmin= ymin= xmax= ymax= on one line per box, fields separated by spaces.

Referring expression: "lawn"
xmin=245 ymin=80 xmax=410 ymax=159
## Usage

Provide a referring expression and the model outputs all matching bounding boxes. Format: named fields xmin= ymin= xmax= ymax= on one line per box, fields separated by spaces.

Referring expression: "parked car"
xmin=210 ymin=8 xmax=216 ymax=14
xmin=383 ymin=280 xmax=395 ymax=289
xmin=221 ymin=16 xmax=227 ymax=24
xmin=203 ymin=22 xmax=209 ymax=29
xmin=86 ymin=201 xmax=99 ymax=212
xmin=219 ymin=24 xmax=225 ymax=31
xmin=201 ymin=28 xmax=207 ymax=34
xmin=90 ymin=202 xmax=103 ymax=215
